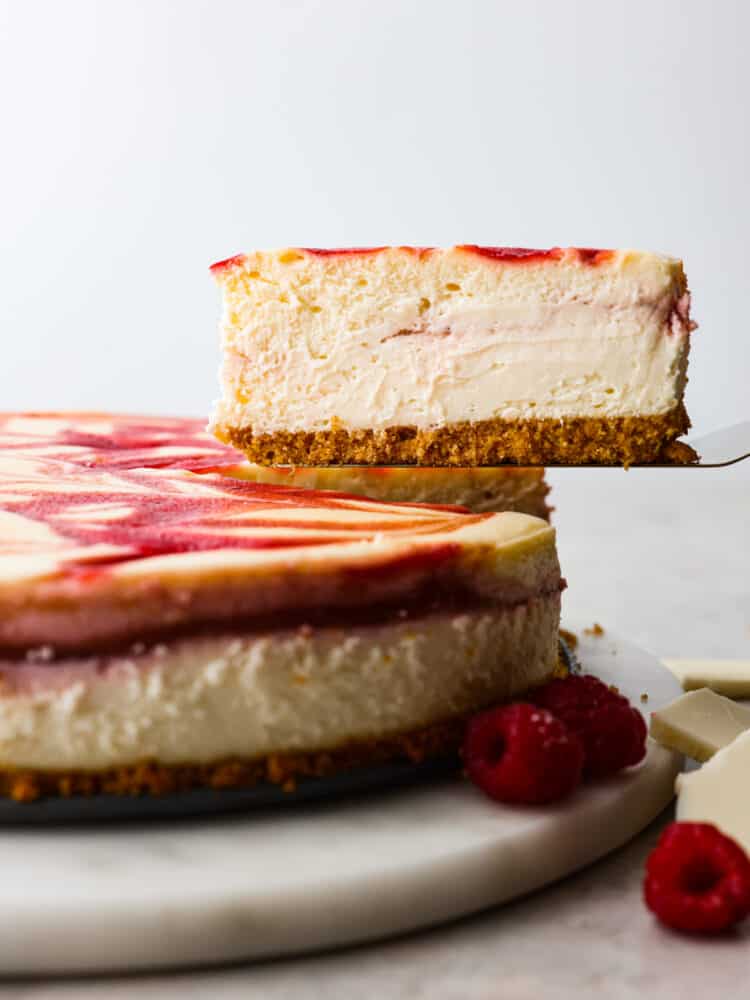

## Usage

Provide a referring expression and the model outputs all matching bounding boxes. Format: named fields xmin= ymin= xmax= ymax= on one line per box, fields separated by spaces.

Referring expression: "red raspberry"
xmin=532 ymin=674 xmax=647 ymax=778
xmin=463 ymin=702 xmax=584 ymax=805
xmin=644 ymin=822 xmax=750 ymax=933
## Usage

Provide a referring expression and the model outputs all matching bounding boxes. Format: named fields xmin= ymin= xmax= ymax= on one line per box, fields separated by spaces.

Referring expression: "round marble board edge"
xmin=0 ymin=625 xmax=682 ymax=975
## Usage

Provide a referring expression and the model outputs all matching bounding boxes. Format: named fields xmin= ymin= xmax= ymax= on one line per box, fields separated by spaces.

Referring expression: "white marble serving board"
xmin=0 ymin=626 xmax=681 ymax=976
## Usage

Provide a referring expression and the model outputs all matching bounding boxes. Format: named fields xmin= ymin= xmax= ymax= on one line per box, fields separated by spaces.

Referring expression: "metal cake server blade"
xmin=677 ymin=422 xmax=750 ymax=468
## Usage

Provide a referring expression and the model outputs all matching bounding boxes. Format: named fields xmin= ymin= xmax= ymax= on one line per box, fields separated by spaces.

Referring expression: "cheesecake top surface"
xmin=210 ymin=245 xmax=671 ymax=273
xmin=0 ymin=414 xmax=558 ymax=654
xmin=0 ymin=412 xmax=499 ymax=578
xmin=0 ymin=412 xmax=243 ymax=473
xmin=210 ymin=246 xmax=687 ymax=287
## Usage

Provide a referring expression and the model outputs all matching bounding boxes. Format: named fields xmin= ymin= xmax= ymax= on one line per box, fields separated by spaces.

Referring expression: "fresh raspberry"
xmin=531 ymin=674 xmax=647 ymax=778
xmin=533 ymin=674 xmax=613 ymax=715
xmin=463 ymin=702 xmax=584 ymax=805
xmin=644 ymin=822 xmax=750 ymax=933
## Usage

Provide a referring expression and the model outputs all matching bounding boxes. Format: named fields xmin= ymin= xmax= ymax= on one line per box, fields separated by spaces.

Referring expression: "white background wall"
xmin=0 ymin=0 xmax=747 ymax=443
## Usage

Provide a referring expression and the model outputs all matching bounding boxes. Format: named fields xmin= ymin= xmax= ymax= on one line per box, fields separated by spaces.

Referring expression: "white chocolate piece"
xmin=649 ymin=688 xmax=750 ymax=762
xmin=676 ymin=729 xmax=750 ymax=852
xmin=663 ymin=659 xmax=750 ymax=698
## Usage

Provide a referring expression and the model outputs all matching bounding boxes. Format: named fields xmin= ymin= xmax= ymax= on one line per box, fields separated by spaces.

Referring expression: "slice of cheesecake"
xmin=0 ymin=412 xmax=563 ymax=799
xmin=210 ymin=246 xmax=695 ymax=466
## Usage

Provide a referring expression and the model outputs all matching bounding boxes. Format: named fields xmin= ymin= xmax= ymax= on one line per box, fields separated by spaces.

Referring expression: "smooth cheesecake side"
xmin=0 ymin=412 xmax=563 ymax=799
xmin=230 ymin=465 xmax=552 ymax=519
xmin=210 ymin=246 xmax=695 ymax=466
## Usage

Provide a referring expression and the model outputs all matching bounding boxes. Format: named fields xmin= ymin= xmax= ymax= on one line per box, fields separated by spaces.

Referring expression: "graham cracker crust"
xmin=221 ymin=405 xmax=694 ymax=468
xmin=2 ymin=649 xmax=570 ymax=802
xmin=2 ymin=715 xmax=469 ymax=803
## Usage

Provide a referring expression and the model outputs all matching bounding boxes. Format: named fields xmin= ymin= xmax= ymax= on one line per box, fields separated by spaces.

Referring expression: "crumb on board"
xmin=584 ymin=623 xmax=605 ymax=637
xmin=640 ymin=692 xmax=649 ymax=703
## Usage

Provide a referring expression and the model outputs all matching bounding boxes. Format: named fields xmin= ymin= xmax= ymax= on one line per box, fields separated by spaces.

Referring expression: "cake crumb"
xmin=10 ymin=774 xmax=39 ymax=802
xmin=640 ymin=692 xmax=649 ymax=703
xmin=26 ymin=645 xmax=55 ymax=663
xmin=584 ymin=623 xmax=605 ymax=637
xmin=560 ymin=628 xmax=578 ymax=650
xmin=660 ymin=439 xmax=699 ymax=465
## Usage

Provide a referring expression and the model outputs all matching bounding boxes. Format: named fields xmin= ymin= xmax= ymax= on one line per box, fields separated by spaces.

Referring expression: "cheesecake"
xmin=0 ymin=411 xmax=550 ymax=517
xmin=0 ymin=412 xmax=563 ymax=799
xmin=210 ymin=246 xmax=695 ymax=466
xmin=233 ymin=465 xmax=551 ymax=519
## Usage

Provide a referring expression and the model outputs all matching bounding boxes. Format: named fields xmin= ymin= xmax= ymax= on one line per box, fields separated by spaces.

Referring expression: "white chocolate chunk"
xmin=649 ymin=688 xmax=750 ymax=762
xmin=676 ymin=729 xmax=750 ymax=852
xmin=663 ymin=659 xmax=750 ymax=698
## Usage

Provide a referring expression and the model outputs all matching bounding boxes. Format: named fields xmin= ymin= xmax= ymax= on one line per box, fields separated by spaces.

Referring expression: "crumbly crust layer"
xmin=2 ymin=649 xmax=570 ymax=802
xmin=1 ymin=716 xmax=468 ymax=802
xmin=220 ymin=406 xmax=694 ymax=468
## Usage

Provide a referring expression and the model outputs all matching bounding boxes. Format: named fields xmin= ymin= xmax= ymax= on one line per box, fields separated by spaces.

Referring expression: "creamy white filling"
xmin=0 ymin=599 xmax=559 ymax=770
xmin=216 ymin=316 xmax=688 ymax=433
xmin=212 ymin=247 xmax=692 ymax=435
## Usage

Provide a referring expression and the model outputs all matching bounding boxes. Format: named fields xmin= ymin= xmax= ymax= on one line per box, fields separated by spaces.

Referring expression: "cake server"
xmin=659 ymin=421 xmax=750 ymax=468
